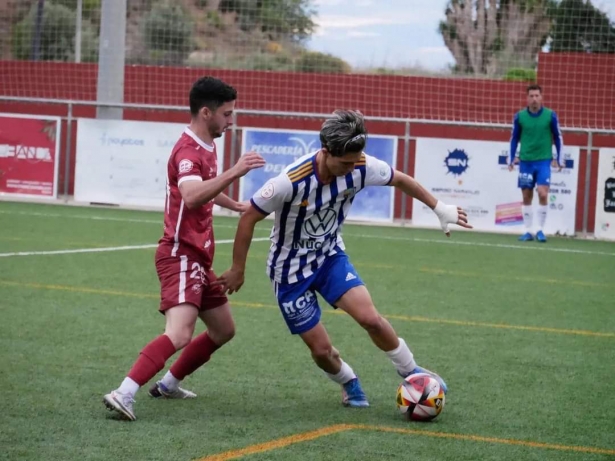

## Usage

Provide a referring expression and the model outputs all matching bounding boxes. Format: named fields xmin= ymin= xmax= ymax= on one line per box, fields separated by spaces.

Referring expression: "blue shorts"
xmin=271 ymin=252 xmax=364 ymax=335
xmin=518 ymin=159 xmax=551 ymax=189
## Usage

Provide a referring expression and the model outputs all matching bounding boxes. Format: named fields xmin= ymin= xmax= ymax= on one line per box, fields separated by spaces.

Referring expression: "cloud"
xmin=347 ymin=31 xmax=381 ymax=38
xmin=417 ymin=46 xmax=450 ymax=55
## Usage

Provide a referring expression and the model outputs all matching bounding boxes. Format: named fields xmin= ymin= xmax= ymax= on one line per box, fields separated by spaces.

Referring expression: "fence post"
xmin=400 ymin=120 xmax=411 ymax=225
xmin=63 ymin=102 xmax=73 ymax=201
xmin=582 ymin=131 xmax=593 ymax=237
xmin=228 ymin=111 xmax=238 ymax=200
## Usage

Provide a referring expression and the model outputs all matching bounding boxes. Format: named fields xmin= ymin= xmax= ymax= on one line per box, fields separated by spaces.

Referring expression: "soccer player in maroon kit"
xmin=103 ymin=76 xmax=265 ymax=421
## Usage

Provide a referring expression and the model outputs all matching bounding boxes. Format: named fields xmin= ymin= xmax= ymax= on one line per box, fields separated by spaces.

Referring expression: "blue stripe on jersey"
xmin=301 ymin=180 xmax=326 ymax=279
xmin=268 ymin=181 xmax=299 ymax=280
xmin=337 ymin=173 xmax=355 ymax=226
xmin=281 ymin=177 xmax=312 ymax=283
xmin=328 ymin=177 xmax=339 ymax=206
xmin=358 ymin=165 xmax=366 ymax=189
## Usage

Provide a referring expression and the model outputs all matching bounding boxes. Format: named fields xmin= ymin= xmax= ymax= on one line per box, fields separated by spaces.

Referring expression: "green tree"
xmin=439 ymin=0 xmax=555 ymax=75
xmin=11 ymin=1 xmax=98 ymax=62
xmin=219 ymin=0 xmax=315 ymax=43
xmin=549 ymin=0 xmax=615 ymax=53
xmin=142 ymin=1 xmax=194 ymax=64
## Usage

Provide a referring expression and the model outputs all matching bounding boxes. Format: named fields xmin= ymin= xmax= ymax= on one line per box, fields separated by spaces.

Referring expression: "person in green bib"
xmin=508 ymin=84 xmax=563 ymax=242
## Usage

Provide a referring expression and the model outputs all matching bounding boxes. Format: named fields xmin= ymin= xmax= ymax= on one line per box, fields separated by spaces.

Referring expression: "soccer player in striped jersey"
xmin=216 ymin=110 xmax=472 ymax=408
xmin=508 ymin=84 xmax=564 ymax=242
xmin=103 ymin=77 xmax=265 ymax=421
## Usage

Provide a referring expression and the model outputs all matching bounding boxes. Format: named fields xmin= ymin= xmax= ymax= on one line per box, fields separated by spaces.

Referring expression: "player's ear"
xmin=199 ymin=105 xmax=212 ymax=120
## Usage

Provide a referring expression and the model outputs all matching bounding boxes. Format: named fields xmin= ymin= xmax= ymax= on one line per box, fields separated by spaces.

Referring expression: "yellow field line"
xmin=196 ymin=424 xmax=615 ymax=460
xmin=196 ymin=424 xmax=355 ymax=461
xmin=361 ymin=424 xmax=615 ymax=455
xmin=0 ymin=280 xmax=613 ymax=338
xmin=419 ymin=267 xmax=612 ymax=288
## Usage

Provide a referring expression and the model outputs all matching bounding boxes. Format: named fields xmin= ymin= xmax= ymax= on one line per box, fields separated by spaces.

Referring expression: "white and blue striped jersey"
xmin=250 ymin=151 xmax=394 ymax=284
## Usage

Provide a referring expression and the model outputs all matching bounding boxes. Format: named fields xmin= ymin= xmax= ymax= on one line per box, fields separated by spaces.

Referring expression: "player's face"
xmin=527 ymin=90 xmax=542 ymax=111
xmin=325 ymin=150 xmax=362 ymax=177
xmin=206 ymin=100 xmax=236 ymax=138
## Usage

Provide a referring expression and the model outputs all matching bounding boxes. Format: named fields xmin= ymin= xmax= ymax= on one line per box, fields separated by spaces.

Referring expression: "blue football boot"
xmin=518 ymin=232 xmax=534 ymax=242
xmin=341 ymin=377 xmax=369 ymax=408
xmin=400 ymin=366 xmax=448 ymax=395
xmin=535 ymin=230 xmax=547 ymax=243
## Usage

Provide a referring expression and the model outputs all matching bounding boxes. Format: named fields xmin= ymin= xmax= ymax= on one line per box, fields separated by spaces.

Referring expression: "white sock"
xmin=537 ymin=205 xmax=547 ymax=231
xmin=325 ymin=360 xmax=357 ymax=385
xmin=385 ymin=338 xmax=417 ymax=376
xmin=160 ymin=371 xmax=181 ymax=391
xmin=117 ymin=377 xmax=140 ymax=397
xmin=522 ymin=205 xmax=533 ymax=232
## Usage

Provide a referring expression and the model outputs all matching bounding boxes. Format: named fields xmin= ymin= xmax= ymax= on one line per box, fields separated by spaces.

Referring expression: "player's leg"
xmin=518 ymin=161 xmax=536 ymax=241
xmin=534 ymin=159 xmax=551 ymax=242
xmin=151 ymin=270 xmax=231 ymax=399
xmin=103 ymin=253 xmax=201 ymax=420
xmin=317 ymin=253 xmax=447 ymax=393
xmin=299 ymin=322 xmax=368 ymax=407
xmin=103 ymin=303 xmax=198 ymax=420
xmin=273 ymin=277 xmax=368 ymax=408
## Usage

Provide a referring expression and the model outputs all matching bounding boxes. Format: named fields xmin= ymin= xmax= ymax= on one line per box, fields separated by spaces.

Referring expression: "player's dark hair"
xmin=189 ymin=76 xmax=237 ymax=116
xmin=319 ymin=110 xmax=367 ymax=157
xmin=527 ymin=84 xmax=542 ymax=94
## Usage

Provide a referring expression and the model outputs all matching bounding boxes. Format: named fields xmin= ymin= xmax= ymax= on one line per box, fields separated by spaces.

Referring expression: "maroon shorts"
xmin=155 ymin=253 xmax=228 ymax=313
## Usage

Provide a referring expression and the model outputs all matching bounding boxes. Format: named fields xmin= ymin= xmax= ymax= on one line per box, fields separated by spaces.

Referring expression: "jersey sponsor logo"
xmin=282 ymin=291 xmax=315 ymax=314
xmin=292 ymin=239 xmax=324 ymax=250
xmin=261 ymin=182 xmax=275 ymax=199
xmin=303 ymin=208 xmax=337 ymax=238
xmin=179 ymin=159 xmax=194 ymax=173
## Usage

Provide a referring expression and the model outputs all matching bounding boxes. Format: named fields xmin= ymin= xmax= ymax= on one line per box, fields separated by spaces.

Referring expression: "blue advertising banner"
xmin=240 ymin=128 xmax=397 ymax=222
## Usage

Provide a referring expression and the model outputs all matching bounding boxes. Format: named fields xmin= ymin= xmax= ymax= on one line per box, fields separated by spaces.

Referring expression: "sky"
xmin=306 ymin=0 xmax=615 ymax=72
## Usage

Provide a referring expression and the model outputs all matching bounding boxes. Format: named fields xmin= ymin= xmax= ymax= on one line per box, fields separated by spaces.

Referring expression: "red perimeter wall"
xmin=1 ymin=52 xmax=614 ymax=232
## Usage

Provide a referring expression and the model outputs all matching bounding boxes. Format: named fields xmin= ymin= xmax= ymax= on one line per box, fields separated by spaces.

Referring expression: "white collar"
xmin=184 ymin=127 xmax=214 ymax=152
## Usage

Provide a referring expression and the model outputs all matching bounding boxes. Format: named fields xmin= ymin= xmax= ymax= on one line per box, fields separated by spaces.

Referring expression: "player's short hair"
xmin=320 ymin=110 xmax=367 ymax=157
xmin=527 ymin=84 xmax=542 ymax=94
xmin=189 ymin=76 xmax=237 ymax=115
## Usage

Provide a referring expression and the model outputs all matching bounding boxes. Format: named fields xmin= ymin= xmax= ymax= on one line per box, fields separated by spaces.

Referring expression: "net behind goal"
xmin=0 ymin=0 xmax=614 ymax=129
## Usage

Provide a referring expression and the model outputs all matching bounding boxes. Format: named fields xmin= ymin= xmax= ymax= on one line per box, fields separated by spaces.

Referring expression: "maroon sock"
xmin=170 ymin=332 xmax=220 ymax=381
xmin=127 ymin=335 xmax=176 ymax=386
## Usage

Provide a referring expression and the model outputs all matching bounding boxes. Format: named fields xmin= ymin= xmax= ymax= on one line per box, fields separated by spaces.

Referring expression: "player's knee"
xmin=209 ymin=323 xmax=235 ymax=346
xmin=357 ymin=313 xmax=386 ymax=334
xmin=165 ymin=327 xmax=193 ymax=349
xmin=310 ymin=343 xmax=334 ymax=362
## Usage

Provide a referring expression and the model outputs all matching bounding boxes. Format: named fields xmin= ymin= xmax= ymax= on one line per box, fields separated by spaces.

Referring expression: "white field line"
xmin=2 ymin=210 xmax=613 ymax=257
xmin=0 ymin=238 xmax=269 ymax=258
xmin=0 ymin=210 xmax=246 ymax=229
xmin=344 ymin=234 xmax=615 ymax=257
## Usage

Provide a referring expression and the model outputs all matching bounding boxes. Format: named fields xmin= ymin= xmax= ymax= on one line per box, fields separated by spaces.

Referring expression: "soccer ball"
xmin=396 ymin=373 xmax=445 ymax=421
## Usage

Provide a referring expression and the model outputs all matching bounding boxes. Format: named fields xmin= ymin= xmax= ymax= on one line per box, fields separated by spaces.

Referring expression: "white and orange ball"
xmin=396 ymin=373 xmax=445 ymax=421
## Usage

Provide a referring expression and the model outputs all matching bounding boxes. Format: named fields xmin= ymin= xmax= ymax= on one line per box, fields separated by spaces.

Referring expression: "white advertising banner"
xmin=594 ymin=148 xmax=615 ymax=240
xmin=75 ymin=119 xmax=224 ymax=209
xmin=412 ymin=138 xmax=580 ymax=235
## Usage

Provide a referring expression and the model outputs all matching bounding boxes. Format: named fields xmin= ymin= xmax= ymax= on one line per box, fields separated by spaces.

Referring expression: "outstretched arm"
xmin=215 ymin=205 xmax=267 ymax=294
xmin=390 ymin=171 xmax=472 ymax=236
xmin=213 ymin=193 xmax=249 ymax=213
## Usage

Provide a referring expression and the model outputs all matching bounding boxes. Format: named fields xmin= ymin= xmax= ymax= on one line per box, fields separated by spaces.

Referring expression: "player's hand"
xmin=234 ymin=201 xmax=251 ymax=214
xmin=508 ymin=157 xmax=519 ymax=171
xmin=232 ymin=152 xmax=266 ymax=177
xmin=433 ymin=201 xmax=473 ymax=237
xmin=214 ymin=268 xmax=245 ymax=295
xmin=551 ymin=159 xmax=562 ymax=172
